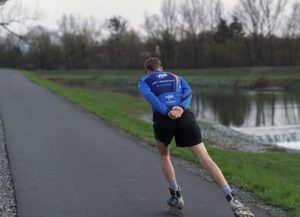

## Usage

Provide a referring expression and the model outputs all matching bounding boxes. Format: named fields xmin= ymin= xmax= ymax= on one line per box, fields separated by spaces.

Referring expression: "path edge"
xmin=0 ymin=115 xmax=17 ymax=217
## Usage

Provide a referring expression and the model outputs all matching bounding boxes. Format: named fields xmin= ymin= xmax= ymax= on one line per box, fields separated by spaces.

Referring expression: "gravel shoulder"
xmin=198 ymin=120 xmax=273 ymax=152
xmin=0 ymin=117 xmax=17 ymax=217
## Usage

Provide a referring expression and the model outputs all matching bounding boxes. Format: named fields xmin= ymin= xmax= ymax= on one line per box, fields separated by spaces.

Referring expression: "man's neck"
xmin=151 ymin=68 xmax=162 ymax=73
xmin=146 ymin=68 xmax=163 ymax=74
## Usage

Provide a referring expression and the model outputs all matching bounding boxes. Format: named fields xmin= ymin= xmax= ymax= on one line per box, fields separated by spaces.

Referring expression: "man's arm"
xmin=138 ymin=78 xmax=170 ymax=115
xmin=179 ymin=77 xmax=192 ymax=109
xmin=169 ymin=77 xmax=192 ymax=119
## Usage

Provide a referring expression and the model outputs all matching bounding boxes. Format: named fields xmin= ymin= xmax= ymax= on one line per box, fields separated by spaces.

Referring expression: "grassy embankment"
xmin=38 ymin=66 xmax=300 ymax=89
xmin=25 ymin=70 xmax=300 ymax=216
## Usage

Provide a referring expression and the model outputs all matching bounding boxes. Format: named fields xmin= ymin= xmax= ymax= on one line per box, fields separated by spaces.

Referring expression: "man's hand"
xmin=168 ymin=106 xmax=184 ymax=119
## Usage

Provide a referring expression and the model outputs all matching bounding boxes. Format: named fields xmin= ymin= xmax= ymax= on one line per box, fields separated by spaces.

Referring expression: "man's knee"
xmin=156 ymin=141 xmax=170 ymax=157
xmin=159 ymin=148 xmax=169 ymax=157
xmin=191 ymin=143 xmax=211 ymax=161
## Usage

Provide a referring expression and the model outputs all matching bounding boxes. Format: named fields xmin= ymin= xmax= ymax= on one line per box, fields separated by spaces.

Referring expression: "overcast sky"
xmin=18 ymin=0 xmax=238 ymax=30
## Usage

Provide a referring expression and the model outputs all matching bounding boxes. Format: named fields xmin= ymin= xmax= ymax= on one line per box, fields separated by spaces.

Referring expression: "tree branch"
xmin=1 ymin=24 xmax=25 ymax=40
xmin=0 ymin=0 xmax=9 ymax=6
xmin=0 ymin=0 xmax=40 ymax=44
xmin=0 ymin=21 xmax=33 ymax=45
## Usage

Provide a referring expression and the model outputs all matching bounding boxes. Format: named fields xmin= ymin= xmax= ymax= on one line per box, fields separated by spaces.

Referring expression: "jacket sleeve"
xmin=138 ymin=78 xmax=170 ymax=115
xmin=179 ymin=77 xmax=192 ymax=109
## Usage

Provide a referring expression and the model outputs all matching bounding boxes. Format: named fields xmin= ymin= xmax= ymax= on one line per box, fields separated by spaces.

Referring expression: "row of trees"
xmin=1 ymin=0 xmax=300 ymax=69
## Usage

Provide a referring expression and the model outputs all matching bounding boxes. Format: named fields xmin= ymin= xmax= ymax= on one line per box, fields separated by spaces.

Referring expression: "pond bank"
xmin=48 ymin=76 xmax=300 ymax=91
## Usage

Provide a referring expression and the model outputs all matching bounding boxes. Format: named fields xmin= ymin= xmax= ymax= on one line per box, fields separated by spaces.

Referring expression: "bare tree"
xmin=143 ymin=0 xmax=179 ymax=67
xmin=260 ymin=0 xmax=288 ymax=37
xmin=0 ymin=0 xmax=39 ymax=41
xmin=144 ymin=13 xmax=162 ymax=61
xmin=57 ymin=14 xmax=102 ymax=69
xmin=234 ymin=0 xmax=288 ymax=36
xmin=0 ymin=32 xmax=24 ymax=67
xmin=234 ymin=0 xmax=263 ymax=36
xmin=26 ymin=26 xmax=59 ymax=69
xmin=234 ymin=0 xmax=288 ymax=65
xmin=285 ymin=1 xmax=300 ymax=38
xmin=259 ymin=0 xmax=288 ymax=64
xmin=144 ymin=13 xmax=160 ymax=41
xmin=180 ymin=0 xmax=207 ymax=37
xmin=144 ymin=0 xmax=178 ymax=40
xmin=58 ymin=14 xmax=101 ymax=40
xmin=0 ymin=0 xmax=8 ymax=5
xmin=160 ymin=0 xmax=178 ymax=37
xmin=207 ymin=0 xmax=224 ymax=30
xmin=283 ymin=1 xmax=300 ymax=65
xmin=159 ymin=0 xmax=179 ymax=66
xmin=234 ymin=0 xmax=261 ymax=65
xmin=180 ymin=0 xmax=211 ymax=67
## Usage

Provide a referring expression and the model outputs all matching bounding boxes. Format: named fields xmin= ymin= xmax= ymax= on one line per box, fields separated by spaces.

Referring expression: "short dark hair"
xmin=144 ymin=58 xmax=162 ymax=71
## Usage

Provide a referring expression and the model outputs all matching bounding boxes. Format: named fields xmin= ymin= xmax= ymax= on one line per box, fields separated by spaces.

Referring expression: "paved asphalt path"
xmin=0 ymin=70 xmax=269 ymax=217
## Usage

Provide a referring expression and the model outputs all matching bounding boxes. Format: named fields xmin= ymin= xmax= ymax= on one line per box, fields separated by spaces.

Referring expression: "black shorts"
xmin=153 ymin=109 xmax=202 ymax=147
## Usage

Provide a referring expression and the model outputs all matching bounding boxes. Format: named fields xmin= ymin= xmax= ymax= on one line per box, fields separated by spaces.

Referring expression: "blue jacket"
xmin=138 ymin=69 xmax=192 ymax=115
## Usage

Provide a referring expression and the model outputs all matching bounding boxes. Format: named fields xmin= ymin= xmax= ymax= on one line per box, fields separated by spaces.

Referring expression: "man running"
xmin=138 ymin=57 xmax=254 ymax=217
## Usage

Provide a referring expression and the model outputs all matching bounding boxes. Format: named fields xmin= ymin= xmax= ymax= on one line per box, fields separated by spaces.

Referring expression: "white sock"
xmin=223 ymin=185 xmax=233 ymax=201
xmin=169 ymin=180 xmax=179 ymax=191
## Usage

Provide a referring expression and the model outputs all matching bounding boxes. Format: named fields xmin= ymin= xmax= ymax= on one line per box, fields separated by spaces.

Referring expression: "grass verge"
xmin=37 ymin=67 xmax=300 ymax=80
xmin=25 ymin=71 xmax=300 ymax=216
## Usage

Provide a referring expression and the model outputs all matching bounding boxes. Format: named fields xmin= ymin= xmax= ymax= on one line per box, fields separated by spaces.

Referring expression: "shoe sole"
xmin=234 ymin=208 xmax=255 ymax=217
xmin=169 ymin=206 xmax=184 ymax=216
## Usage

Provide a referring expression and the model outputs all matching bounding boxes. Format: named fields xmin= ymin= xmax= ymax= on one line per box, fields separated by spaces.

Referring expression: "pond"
xmin=190 ymin=87 xmax=300 ymax=150
xmin=52 ymin=78 xmax=300 ymax=150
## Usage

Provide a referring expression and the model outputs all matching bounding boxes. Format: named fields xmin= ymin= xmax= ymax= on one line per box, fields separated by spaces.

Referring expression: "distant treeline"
xmin=1 ymin=0 xmax=300 ymax=69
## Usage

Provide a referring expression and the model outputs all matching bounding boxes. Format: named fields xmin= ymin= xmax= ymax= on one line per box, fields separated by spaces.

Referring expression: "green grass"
xmin=25 ymin=71 xmax=300 ymax=216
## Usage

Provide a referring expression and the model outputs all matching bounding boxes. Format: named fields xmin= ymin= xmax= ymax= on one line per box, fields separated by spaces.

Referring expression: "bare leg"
xmin=190 ymin=143 xmax=228 ymax=188
xmin=190 ymin=143 xmax=255 ymax=216
xmin=156 ymin=140 xmax=176 ymax=183
xmin=157 ymin=141 xmax=184 ymax=216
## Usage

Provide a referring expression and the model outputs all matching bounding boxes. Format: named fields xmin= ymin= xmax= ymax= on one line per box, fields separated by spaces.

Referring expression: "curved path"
xmin=0 ymin=70 xmax=269 ymax=217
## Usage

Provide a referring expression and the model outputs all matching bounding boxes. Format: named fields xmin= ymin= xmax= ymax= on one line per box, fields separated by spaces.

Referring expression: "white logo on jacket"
xmin=156 ymin=73 xmax=168 ymax=79
xmin=165 ymin=95 xmax=175 ymax=102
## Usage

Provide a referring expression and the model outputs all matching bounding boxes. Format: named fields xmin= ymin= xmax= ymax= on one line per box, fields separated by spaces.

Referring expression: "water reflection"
xmin=190 ymin=87 xmax=300 ymax=149
xmin=191 ymin=87 xmax=300 ymax=128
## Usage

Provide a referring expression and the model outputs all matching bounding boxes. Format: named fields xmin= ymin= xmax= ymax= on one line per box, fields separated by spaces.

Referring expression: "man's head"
xmin=144 ymin=57 xmax=163 ymax=73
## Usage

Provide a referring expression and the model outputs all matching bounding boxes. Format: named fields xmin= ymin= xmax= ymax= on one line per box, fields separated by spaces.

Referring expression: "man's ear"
xmin=159 ymin=66 xmax=163 ymax=70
